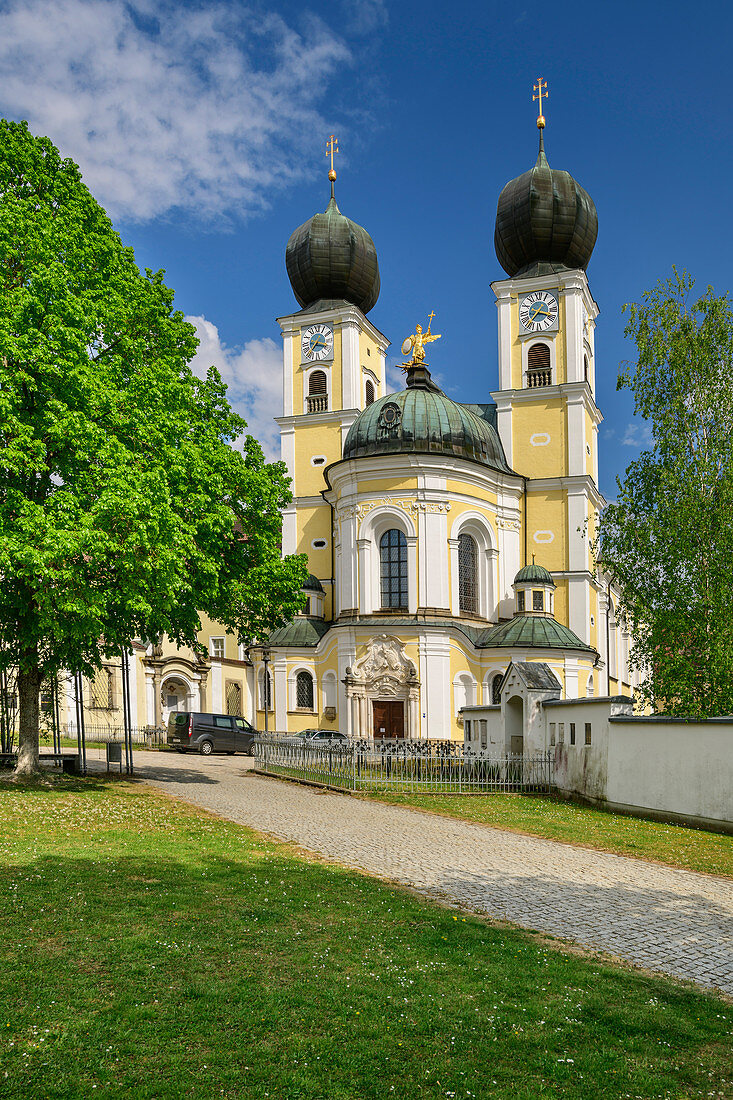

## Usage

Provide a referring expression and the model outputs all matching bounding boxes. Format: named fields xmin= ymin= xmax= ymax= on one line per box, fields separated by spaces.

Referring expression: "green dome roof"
xmin=494 ymin=134 xmax=597 ymax=278
xmin=286 ymin=194 xmax=380 ymax=314
xmin=303 ymin=573 xmax=325 ymax=593
xmin=514 ymin=563 xmax=555 ymax=587
xmin=476 ymin=615 xmax=593 ymax=653
xmin=343 ymin=368 xmax=512 ymax=472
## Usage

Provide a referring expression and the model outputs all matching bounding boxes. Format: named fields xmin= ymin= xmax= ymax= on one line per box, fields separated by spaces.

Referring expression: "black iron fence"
xmin=254 ymin=736 xmax=554 ymax=794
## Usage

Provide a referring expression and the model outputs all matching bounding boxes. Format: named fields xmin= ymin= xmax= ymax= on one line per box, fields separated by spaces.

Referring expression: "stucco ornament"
xmin=347 ymin=635 xmax=418 ymax=691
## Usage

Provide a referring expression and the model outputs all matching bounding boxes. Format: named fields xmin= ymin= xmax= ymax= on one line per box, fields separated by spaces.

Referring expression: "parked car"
xmin=167 ymin=712 xmax=257 ymax=756
xmin=299 ymin=729 xmax=348 ymax=746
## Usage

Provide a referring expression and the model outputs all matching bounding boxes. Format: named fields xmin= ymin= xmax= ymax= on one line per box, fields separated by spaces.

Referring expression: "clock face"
xmin=301 ymin=324 xmax=334 ymax=361
xmin=519 ymin=291 xmax=559 ymax=333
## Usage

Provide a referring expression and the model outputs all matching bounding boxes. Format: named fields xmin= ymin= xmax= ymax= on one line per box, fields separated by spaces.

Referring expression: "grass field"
xmin=364 ymin=791 xmax=733 ymax=879
xmin=0 ymin=777 xmax=730 ymax=1099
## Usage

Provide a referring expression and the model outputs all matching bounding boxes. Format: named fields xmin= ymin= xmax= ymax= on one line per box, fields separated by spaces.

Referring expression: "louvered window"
xmin=380 ymin=529 xmax=408 ymax=609
xmin=458 ymin=533 xmax=478 ymax=613
xmin=307 ymin=370 xmax=328 ymax=413
xmin=526 ymin=343 xmax=551 ymax=387
xmin=296 ymin=671 xmax=314 ymax=710
xmin=365 ymin=380 xmax=375 ymax=406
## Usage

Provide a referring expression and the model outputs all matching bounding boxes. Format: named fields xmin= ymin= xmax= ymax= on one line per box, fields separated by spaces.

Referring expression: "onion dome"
xmin=286 ymin=182 xmax=380 ymax=314
xmin=494 ymin=132 xmax=598 ymax=278
xmin=514 ymin=562 xmax=555 ymax=587
xmin=343 ymin=364 xmax=512 ymax=472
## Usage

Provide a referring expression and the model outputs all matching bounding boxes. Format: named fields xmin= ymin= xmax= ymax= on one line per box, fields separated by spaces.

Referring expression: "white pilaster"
xmin=282 ymin=331 xmax=295 ymax=416
xmin=210 ymin=662 xmax=223 ymax=712
xmin=356 ymin=536 xmax=370 ymax=614
xmin=273 ymin=658 xmax=288 ymax=733
xmin=420 ymin=634 xmax=451 ymax=740
xmin=340 ymin=319 xmax=360 ymax=410
xmin=406 ymin=535 xmax=418 ymax=614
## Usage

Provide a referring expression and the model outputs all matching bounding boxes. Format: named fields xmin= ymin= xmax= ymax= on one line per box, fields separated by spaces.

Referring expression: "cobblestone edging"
xmin=130 ymin=752 xmax=733 ymax=996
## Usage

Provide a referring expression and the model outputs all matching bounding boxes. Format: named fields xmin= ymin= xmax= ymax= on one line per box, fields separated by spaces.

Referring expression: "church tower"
xmin=276 ymin=138 xmax=390 ymax=618
xmin=490 ymin=81 xmax=603 ymax=651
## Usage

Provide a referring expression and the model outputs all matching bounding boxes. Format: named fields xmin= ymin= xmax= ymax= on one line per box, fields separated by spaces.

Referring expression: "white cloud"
xmin=186 ymin=315 xmax=282 ymax=461
xmin=0 ymin=0 xmax=351 ymax=221
xmin=621 ymin=420 xmax=654 ymax=448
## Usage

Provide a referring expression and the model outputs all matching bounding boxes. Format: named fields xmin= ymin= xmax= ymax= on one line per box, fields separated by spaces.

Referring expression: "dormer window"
xmin=517 ymin=590 xmax=525 ymax=612
xmin=532 ymin=590 xmax=544 ymax=612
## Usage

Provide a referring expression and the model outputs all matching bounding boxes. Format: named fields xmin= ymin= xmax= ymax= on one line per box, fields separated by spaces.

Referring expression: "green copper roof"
xmin=494 ymin=133 xmax=598 ymax=278
xmin=343 ymin=369 xmax=512 ymax=472
xmin=303 ymin=573 xmax=325 ymax=593
xmin=476 ymin=615 xmax=594 ymax=653
xmin=514 ymin=563 xmax=555 ymax=586
xmin=286 ymin=193 xmax=380 ymax=314
xmin=268 ymin=618 xmax=331 ymax=648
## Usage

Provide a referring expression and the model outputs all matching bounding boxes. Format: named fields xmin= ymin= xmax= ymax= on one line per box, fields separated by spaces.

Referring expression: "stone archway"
xmin=161 ymin=676 xmax=194 ymax=727
xmin=344 ymin=635 xmax=420 ymax=739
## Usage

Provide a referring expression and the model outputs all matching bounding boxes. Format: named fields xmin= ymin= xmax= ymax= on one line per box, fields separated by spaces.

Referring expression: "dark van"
xmin=167 ymin=712 xmax=257 ymax=756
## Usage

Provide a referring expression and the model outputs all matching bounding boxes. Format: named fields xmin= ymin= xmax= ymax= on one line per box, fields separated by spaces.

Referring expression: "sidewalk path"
xmin=128 ymin=751 xmax=733 ymax=995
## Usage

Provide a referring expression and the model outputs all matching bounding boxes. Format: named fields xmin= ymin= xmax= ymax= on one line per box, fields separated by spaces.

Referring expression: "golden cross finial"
xmin=427 ymin=310 xmax=436 ymax=332
xmin=326 ymin=134 xmax=339 ymax=182
xmin=533 ymin=77 xmax=548 ymax=129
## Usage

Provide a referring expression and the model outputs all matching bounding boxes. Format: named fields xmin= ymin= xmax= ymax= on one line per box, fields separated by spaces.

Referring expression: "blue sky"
xmin=0 ymin=0 xmax=730 ymax=497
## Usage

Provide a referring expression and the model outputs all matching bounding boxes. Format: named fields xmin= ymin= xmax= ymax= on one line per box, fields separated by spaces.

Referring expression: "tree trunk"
xmin=14 ymin=657 xmax=42 ymax=778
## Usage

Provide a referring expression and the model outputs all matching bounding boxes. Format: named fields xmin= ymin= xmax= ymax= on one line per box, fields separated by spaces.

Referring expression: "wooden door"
xmin=372 ymin=701 xmax=405 ymax=739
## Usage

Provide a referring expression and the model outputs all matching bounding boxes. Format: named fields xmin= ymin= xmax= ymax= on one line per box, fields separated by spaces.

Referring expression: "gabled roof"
xmin=502 ymin=661 xmax=562 ymax=692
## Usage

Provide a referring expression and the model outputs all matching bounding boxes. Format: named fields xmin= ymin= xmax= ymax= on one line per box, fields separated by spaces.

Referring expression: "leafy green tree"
xmin=596 ymin=271 xmax=733 ymax=717
xmin=0 ymin=120 xmax=307 ymax=777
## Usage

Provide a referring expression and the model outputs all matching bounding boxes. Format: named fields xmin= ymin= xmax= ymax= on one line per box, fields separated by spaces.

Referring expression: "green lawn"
xmin=0 ymin=778 xmax=730 ymax=1099
xmin=364 ymin=791 xmax=733 ymax=880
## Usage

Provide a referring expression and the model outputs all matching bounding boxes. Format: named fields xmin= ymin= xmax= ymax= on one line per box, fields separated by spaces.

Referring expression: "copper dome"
xmin=494 ymin=136 xmax=598 ymax=278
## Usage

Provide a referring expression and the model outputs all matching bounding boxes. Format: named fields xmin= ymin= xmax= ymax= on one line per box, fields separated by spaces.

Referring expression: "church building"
xmin=253 ymin=113 xmax=634 ymax=742
xmin=65 ymin=105 xmax=635 ymax=744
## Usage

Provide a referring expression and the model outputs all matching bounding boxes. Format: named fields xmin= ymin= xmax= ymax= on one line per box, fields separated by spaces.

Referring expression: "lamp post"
xmin=262 ymin=646 xmax=271 ymax=735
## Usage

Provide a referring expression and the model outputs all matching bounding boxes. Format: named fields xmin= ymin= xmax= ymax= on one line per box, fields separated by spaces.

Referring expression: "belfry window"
xmin=526 ymin=343 xmax=551 ymax=388
xmin=458 ymin=533 xmax=478 ymax=614
xmin=365 ymin=379 xmax=375 ymax=406
xmin=307 ymin=370 xmax=328 ymax=413
xmin=296 ymin=671 xmax=314 ymax=710
xmin=380 ymin=529 xmax=408 ymax=609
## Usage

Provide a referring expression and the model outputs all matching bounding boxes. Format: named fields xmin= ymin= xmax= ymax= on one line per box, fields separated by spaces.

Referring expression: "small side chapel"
xmin=259 ymin=102 xmax=635 ymax=742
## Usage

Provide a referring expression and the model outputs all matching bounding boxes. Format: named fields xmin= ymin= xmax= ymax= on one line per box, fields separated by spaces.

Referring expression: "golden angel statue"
xmin=401 ymin=312 xmax=441 ymax=369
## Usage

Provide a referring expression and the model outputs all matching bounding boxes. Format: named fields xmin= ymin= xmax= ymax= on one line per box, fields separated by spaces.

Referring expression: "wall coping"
xmin=544 ymin=695 xmax=632 ymax=708
xmin=609 ymin=715 xmax=733 ymax=726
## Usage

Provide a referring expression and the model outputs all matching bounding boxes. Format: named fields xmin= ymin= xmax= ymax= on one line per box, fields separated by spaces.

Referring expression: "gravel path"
xmin=125 ymin=750 xmax=733 ymax=995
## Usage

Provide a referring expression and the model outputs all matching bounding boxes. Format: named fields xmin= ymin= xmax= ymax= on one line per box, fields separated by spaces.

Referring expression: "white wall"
xmin=550 ymin=699 xmax=733 ymax=828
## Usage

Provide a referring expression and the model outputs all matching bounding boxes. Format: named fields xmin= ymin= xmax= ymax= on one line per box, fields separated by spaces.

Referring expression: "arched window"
xmin=526 ymin=343 xmax=551 ymax=388
xmin=296 ymin=670 xmax=314 ymax=710
xmin=491 ymin=673 xmax=503 ymax=705
xmin=380 ymin=529 xmax=408 ymax=609
xmin=365 ymin=379 xmax=375 ymax=406
xmin=458 ymin=533 xmax=478 ymax=613
xmin=307 ymin=370 xmax=328 ymax=413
